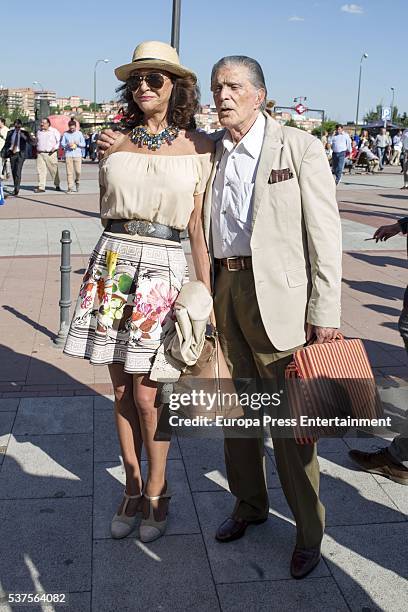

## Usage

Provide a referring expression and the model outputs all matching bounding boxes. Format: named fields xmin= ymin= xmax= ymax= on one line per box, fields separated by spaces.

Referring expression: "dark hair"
xmin=68 ymin=118 xmax=76 ymax=127
xmin=14 ymin=119 xmax=22 ymax=126
xmin=116 ymin=75 xmax=199 ymax=130
xmin=0 ymin=117 xmax=6 ymax=124
xmin=211 ymin=55 xmax=267 ymax=111
xmin=42 ymin=117 xmax=51 ymax=125
xmin=336 ymin=124 xmax=343 ymax=129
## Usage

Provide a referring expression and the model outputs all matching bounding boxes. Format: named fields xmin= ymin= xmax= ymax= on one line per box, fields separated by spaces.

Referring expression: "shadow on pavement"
xmin=2 ymin=306 xmax=56 ymax=341
xmin=348 ymin=253 xmax=408 ymax=269
xmin=343 ymin=278 xmax=404 ymax=301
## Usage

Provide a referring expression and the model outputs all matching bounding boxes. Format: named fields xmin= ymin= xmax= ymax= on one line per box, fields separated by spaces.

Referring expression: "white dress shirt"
xmin=36 ymin=127 xmax=61 ymax=152
xmin=330 ymin=132 xmax=352 ymax=154
xmin=212 ymin=113 xmax=265 ymax=258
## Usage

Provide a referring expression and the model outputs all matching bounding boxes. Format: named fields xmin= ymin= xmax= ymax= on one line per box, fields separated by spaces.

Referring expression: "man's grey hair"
xmin=211 ymin=56 xmax=267 ymax=111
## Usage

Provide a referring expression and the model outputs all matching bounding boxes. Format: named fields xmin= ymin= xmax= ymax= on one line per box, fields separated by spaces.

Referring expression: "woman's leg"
xmin=108 ymin=364 xmax=143 ymax=516
xmin=133 ymin=375 xmax=171 ymax=520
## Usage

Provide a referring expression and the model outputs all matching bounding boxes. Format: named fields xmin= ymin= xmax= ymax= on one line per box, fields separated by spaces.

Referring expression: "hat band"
xmin=132 ymin=57 xmax=176 ymax=63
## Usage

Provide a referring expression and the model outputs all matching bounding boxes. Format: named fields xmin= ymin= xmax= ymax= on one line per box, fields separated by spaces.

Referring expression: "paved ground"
xmin=0 ymin=160 xmax=407 ymax=611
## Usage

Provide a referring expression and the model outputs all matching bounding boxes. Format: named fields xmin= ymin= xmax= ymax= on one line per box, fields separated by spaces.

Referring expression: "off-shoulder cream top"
xmin=99 ymin=151 xmax=213 ymax=231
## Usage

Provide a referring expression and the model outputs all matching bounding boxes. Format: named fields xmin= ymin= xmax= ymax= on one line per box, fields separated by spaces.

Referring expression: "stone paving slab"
xmin=92 ymin=535 xmax=219 ymax=612
xmin=13 ymin=396 xmax=93 ymax=435
xmin=0 ymin=497 xmax=92 ymax=595
xmin=0 ymin=411 xmax=15 ymax=466
xmin=178 ymin=436 xmax=281 ymax=491
xmin=324 ymin=523 xmax=408 ymax=612
xmin=0 ymin=434 xmax=93 ymax=498
xmin=93 ymin=459 xmax=200 ymax=540
xmin=318 ymin=454 xmax=406 ymax=526
xmin=216 ymin=577 xmax=349 ymax=612
xmin=193 ymin=489 xmax=330 ymax=583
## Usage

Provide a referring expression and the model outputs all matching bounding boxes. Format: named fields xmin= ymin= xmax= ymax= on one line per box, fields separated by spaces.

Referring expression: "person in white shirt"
xmin=330 ymin=124 xmax=351 ymax=184
xmin=402 ymin=129 xmax=408 ymax=189
xmin=391 ymin=130 xmax=403 ymax=165
xmin=0 ymin=117 xmax=11 ymax=179
xmin=375 ymin=127 xmax=392 ymax=170
xmin=34 ymin=118 xmax=61 ymax=192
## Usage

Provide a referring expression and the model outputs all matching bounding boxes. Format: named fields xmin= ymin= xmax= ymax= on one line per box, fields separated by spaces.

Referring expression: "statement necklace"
xmin=130 ymin=124 xmax=180 ymax=151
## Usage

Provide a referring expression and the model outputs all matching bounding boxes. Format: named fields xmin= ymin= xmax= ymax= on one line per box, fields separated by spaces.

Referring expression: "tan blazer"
xmin=203 ymin=112 xmax=342 ymax=351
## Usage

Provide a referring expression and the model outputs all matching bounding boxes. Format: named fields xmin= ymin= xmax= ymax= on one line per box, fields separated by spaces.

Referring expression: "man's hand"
xmin=96 ymin=129 xmax=123 ymax=155
xmin=373 ymin=222 xmax=401 ymax=242
xmin=306 ymin=324 xmax=338 ymax=344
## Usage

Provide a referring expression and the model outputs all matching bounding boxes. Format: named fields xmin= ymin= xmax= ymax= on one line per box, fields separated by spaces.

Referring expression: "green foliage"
xmin=63 ymin=105 xmax=72 ymax=111
xmin=312 ymin=120 xmax=338 ymax=138
xmin=89 ymin=103 xmax=102 ymax=111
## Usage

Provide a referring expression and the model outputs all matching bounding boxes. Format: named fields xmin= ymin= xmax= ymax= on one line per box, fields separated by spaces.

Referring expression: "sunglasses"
xmin=127 ymin=73 xmax=170 ymax=91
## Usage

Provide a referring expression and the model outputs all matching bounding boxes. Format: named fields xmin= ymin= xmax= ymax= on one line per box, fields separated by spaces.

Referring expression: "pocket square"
xmin=268 ymin=168 xmax=294 ymax=184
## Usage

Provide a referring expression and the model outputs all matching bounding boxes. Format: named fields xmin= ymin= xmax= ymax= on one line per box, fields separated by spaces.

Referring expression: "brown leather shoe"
xmin=290 ymin=546 xmax=321 ymax=579
xmin=215 ymin=516 xmax=267 ymax=543
xmin=349 ymin=448 xmax=408 ymax=485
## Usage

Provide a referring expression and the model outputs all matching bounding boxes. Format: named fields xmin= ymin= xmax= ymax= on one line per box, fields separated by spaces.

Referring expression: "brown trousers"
xmin=214 ymin=265 xmax=325 ymax=548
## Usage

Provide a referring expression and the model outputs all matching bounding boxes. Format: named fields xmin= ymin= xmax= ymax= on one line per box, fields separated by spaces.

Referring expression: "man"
xmin=330 ymin=124 xmax=351 ymax=184
xmin=401 ymin=129 xmax=408 ymax=189
xmin=33 ymin=118 xmax=61 ymax=193
xmin=359 ymin=143 xmax=380 ymax=173
xmin=375 ymin=127 xmax=391 ymax=171
xmin=349 ymin=217 xmax=408 ymax=485
xmin=3 ymin=119 xmax=32 ymax=196
xmin=391 ymin=130 xmax=403 ymax=166
xmin=60 ymin=119 xmax=86 ymax=192
xmin=0 ymin=117 xmax=10 ymax=179
xmin=97 ymin=56 xmax=342 ymax=579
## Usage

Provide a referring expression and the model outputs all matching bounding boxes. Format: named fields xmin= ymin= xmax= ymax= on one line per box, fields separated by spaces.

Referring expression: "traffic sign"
xmin=381 ymin=106 xmax=391 ymax=121
xmin=294 ymin=103 xmax=307 ymax=115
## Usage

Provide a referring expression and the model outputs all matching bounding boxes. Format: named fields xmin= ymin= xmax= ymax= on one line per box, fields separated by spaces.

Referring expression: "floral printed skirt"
xmin=63 ymin=232 xmax=189 ymax=373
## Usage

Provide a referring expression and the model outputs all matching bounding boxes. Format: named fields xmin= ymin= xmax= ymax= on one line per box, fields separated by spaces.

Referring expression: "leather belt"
xmin=216 ymin=256 xmax=252 ymax=271
xmin=106 ymin=219 xmax=181 ymax=243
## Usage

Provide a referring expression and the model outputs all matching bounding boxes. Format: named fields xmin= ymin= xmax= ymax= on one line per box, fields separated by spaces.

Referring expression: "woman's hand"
xmin=96 ymin=129 xmax=125 ymax=157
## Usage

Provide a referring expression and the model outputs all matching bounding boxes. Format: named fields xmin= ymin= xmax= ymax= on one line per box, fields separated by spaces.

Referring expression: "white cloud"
xmin=288 ymin=16 xmax=305 ymax=22
xmin=341 ymin=4 xmax=364 ymax=14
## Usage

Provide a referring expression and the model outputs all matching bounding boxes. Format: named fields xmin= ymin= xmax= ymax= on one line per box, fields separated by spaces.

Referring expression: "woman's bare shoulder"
xmin=184 ymin=129 xmax=215 ymax=155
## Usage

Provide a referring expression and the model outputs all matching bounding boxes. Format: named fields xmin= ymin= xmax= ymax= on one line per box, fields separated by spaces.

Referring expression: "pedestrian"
xmin=64 ymin=41 xmax=214 ymax=543
xmin=375 ymin=127 xmax=391 ymax=170
xmin=401 ymin=129 xmax=408 ymax=189
xmin=349 ymin=217 xmax=408 ymax=485
xmin=3 ymin=119 xmax=33 ymax=196
xmin=97 ymin=52 xmax=342 ymax=579
xmin=391 ymin=130 xmax=403 ymax=165
xmin=0 ymin=117 xmax=11 ymax=179
xmin=61 ymin=119 xmax=86 ymax=192
xmin=33 ymin=118 xmax=61 ymax=192
xmin=330 ymin=124 xmax=352 ymax=184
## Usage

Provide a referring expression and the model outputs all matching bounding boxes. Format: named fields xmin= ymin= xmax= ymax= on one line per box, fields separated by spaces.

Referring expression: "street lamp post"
xmin=391 ymin=87 xmax=395 ymax=122
xmin=171 ymin=0 xmax=181 ymax=52
xmin=354 ymin=52 xmax=368 ymax=135
xmin=33 ymin=81 xmax=45 ymax=130
xmin=93 ymin=59 xmax=109 ymax=130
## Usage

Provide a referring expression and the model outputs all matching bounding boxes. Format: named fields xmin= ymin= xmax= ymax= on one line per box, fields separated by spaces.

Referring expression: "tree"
xmin=312 ymin=120 xmax=337 ymax=138
xmin=89 ymin=102 xmax=101 ymax=111
xmin=63 ymin=105 xmax=72 ymax=111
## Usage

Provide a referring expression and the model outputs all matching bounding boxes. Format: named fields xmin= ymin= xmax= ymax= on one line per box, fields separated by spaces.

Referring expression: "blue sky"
xmin=2 ymin=0 xmax=407 ymax=122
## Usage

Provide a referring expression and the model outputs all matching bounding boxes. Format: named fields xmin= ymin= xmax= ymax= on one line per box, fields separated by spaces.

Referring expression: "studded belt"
xmin=105 ymin=219 xmax=181 ymax=243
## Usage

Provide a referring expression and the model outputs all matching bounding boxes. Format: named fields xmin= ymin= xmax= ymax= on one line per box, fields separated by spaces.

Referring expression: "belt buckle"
xmin=226 ymin=257 xmax=240 ymax=271
xmin=123 ymin=221 xmax=139 ymax=235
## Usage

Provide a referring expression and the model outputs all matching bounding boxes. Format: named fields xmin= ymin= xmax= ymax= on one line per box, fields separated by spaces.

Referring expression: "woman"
xmin=64 ymin=41 xmax=214 ymax=542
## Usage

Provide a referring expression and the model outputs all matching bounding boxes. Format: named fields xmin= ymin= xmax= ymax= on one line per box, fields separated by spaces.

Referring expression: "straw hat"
xmin=115 ymin=40 xmax=196 ymax=82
